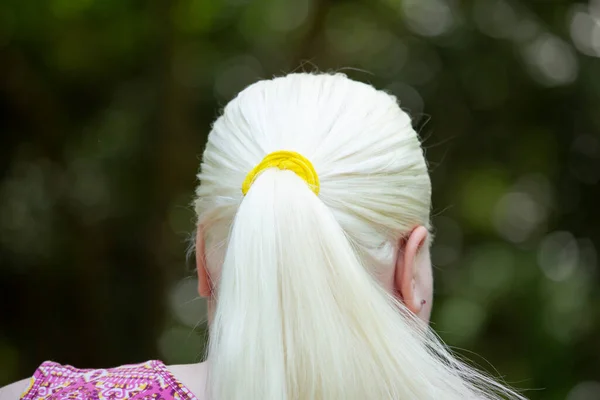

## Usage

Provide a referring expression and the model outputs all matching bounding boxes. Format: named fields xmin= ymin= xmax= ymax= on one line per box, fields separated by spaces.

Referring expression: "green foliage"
xmin=1 ymin=0 xmax=599 ymax=398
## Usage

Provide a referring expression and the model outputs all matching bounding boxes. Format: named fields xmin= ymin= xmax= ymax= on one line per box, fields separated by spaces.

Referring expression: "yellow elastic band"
xmin=242 ymin=150 xmax=320 ymax=196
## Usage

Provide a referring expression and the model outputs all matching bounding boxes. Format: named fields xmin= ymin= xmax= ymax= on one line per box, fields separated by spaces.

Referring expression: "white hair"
xmin=194 ymin=73 xmax=525 ymax=400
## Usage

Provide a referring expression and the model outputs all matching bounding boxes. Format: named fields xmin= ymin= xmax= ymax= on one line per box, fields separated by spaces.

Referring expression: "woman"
xmin=1 ymin=73 xmax=525 ymax=399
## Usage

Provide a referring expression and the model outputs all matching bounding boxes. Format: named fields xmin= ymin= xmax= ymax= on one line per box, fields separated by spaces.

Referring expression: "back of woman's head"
xmin=194 ymin=73 xmax=524 ymax=400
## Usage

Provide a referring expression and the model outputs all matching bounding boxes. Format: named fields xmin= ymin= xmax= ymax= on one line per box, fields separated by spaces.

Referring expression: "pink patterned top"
xmin=20 ymin=360 xmax=198 ymax=400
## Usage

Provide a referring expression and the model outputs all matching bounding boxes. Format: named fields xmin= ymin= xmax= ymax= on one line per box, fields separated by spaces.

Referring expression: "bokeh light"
xmin=1 ymin=0 xmax=599 ymax=398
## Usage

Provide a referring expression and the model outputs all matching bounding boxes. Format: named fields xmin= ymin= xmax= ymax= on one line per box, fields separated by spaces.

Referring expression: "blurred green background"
xmin=1 ymin=0 xmax=599 ymax=398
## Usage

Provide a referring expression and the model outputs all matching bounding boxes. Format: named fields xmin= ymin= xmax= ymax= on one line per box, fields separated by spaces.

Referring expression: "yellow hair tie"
xmin=242 ymin=150 xmax=320 ymax=196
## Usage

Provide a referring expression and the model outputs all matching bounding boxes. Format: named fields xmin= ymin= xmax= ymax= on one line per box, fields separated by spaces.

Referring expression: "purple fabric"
xmin=20 ymin=360 xmax=197 ymax=399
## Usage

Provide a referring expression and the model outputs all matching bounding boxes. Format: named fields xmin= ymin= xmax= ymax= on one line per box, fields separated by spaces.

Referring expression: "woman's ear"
xmin=196 ymin=227 xmax=212 ymax=298
xmin=394 ymin=226 xmax=433 ymax=322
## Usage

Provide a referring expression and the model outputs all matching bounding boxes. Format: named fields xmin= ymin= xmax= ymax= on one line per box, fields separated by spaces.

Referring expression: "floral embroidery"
xmin=20 ymin=361 xmax=196 ymax=400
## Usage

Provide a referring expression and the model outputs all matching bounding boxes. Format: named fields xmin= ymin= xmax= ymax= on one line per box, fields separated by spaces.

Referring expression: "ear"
xmin=196 ymin=226 xmax=212 ymax=298
xmin=394 ymin=226 xmax=433 ymax=320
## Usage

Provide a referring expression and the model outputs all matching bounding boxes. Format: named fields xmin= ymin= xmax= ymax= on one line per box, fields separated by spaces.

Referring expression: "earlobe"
xmin=395 ymin=226 xmax=429 ymax=316
xmin=196 ymin=227 xmax=212 ymax=298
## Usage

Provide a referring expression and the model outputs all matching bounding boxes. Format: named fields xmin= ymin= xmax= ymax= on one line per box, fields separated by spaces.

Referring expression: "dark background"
xmin=1 ymin=0 xmax=599 ymax=399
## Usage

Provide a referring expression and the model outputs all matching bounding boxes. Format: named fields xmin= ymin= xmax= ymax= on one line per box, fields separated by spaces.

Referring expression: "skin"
xmin=0 ymin=226 xmax=433 ymax=400
xmin=168 ymin=225 xmax=435 ymax=398
xmin=196 ymin=225 xmax=433 ymax=322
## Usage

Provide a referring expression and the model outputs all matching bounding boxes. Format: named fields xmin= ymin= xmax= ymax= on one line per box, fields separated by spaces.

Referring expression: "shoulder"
xmin=1 ymin=360 xmax=195 ymax=400
xmin=165 ymin=362 xmax=208 ymax=398
xmin=0 ymin=378 xmax=32 ymax=400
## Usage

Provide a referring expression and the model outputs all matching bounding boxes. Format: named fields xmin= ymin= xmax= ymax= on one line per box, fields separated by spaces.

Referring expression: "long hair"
xmin=193 ymin=73 xmax=524 ymax=400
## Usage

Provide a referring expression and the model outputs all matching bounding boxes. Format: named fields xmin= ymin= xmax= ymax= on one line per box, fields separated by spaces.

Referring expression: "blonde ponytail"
xmin=194 ymin=73 xmax=525 ymax=400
